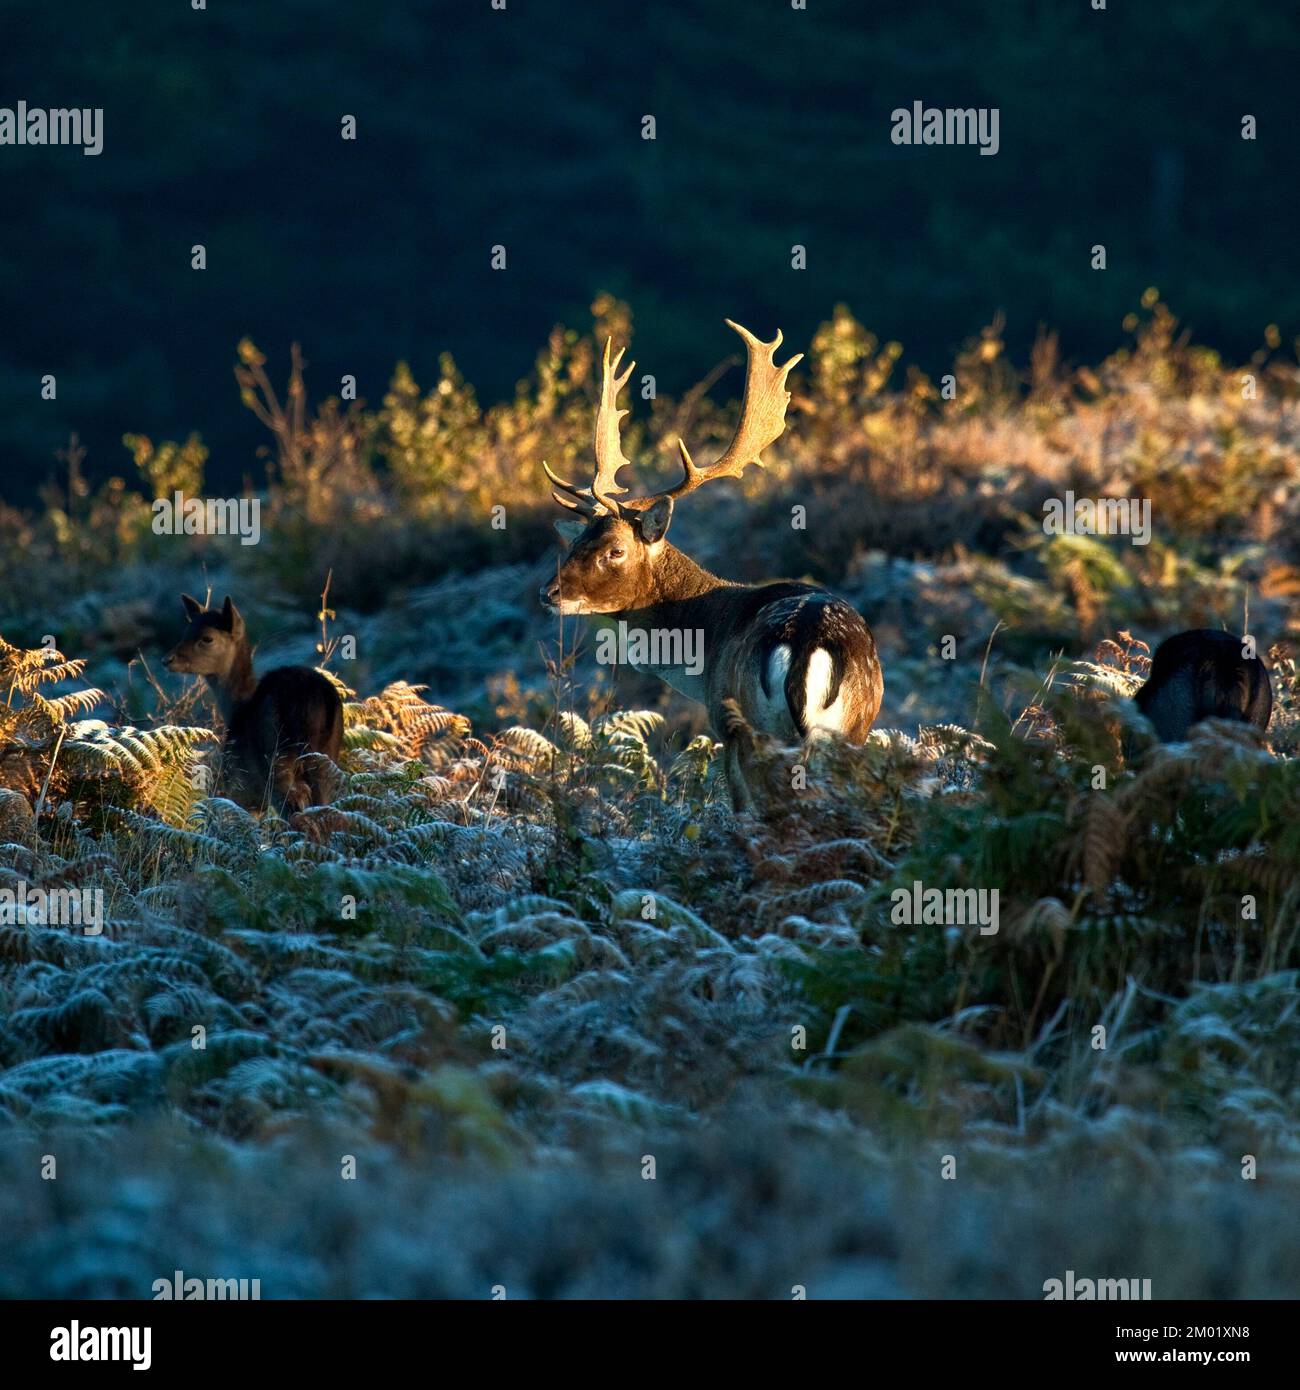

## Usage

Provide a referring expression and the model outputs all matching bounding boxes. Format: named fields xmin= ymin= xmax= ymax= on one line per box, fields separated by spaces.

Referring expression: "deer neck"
xmin=591 ymin=545 xmax=735 ymax=704
xmin=632 ymin=542 xmax=731 ymax=617
xmin=207 ymin=643 xmax=257 ymax=720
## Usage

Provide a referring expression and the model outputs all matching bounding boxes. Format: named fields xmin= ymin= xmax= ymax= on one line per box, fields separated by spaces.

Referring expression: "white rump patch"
xmin=763 ymin=645 xmax=847 ymax=735
xmin=761 ymin=644 xmax=794 ymax=725
xmin=803 ymin=648 xmax=846 ymax=735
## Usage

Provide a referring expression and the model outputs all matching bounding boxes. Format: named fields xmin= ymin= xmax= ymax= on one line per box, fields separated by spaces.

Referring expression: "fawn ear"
xmin=180 ymin=593 xmax=204 ymax=621
xmin=636 ymin=497 xmax=674 ymax=545
xmin=220 ymin=596 xmax=245 ymax=637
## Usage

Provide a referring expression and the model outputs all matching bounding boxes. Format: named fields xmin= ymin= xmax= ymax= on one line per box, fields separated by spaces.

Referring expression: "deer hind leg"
xmin=300 ymin=751 xmax=341 ymax=807
xmin=719 ymin=698 xmax=758 ymax=814
xmin=271 ymin=755 xmax=312 ymax=814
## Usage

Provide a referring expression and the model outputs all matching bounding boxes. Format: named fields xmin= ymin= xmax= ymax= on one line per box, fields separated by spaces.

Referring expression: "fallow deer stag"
xmin=540 ymin=319 xmax=883 ymax=811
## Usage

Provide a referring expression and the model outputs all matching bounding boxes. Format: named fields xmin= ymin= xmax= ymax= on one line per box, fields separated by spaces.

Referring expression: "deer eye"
xmin=606 ymin=547 xmax=625 ymax=562
xmin=200 ymin=632 xmax=215 ymax=644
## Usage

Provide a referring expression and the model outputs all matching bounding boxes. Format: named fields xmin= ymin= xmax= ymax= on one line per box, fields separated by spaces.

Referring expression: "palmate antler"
xmin=544 ymin=338 xmax=636 ymax=517
xmin=543 ymin=319 xmax=803 ymax=520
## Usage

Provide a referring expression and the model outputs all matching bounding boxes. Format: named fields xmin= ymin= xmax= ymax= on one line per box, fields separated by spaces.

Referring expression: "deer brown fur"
xmin=163 ymin=594 xmax=344 ymax=813
xmin=540 ymin=321 xmax=883 ymax=811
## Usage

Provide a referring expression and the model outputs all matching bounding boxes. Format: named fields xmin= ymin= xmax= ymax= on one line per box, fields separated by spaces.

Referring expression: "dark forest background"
xmin=0 ymin=0 xmax=1297 ymax=501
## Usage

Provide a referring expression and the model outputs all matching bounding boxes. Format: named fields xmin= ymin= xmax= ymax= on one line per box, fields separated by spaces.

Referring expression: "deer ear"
xmin=636 ymin=497 xmax=674 ymax=545
xmin=220 ymin=596 xmax=245 ymax=637
xmin=554 ymin=519 xmax=586 ymax=546
xmin=180 ymin=593 xmax=204 ymax=620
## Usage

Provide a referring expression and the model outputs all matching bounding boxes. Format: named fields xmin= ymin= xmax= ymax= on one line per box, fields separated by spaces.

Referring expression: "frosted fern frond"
xmin=346 ymin=682 xmax=471 ymax=759
xmin=595 ymin=710 xmax=664 ymax=744
xmin=494 ymin=727 xmax=560 ymax=770
xmin=556 ymin=713 xmax=592 ymax=750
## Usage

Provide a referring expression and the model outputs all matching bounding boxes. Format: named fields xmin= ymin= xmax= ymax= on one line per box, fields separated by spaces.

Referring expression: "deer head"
xmin=540 ymin=320 xmax=802 ymax=614
xmin=163 ymin=594 xmax=248 ymax=679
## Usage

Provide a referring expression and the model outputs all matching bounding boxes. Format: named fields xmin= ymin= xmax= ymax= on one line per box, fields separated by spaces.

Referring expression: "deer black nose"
xmin=540 ymin=580 xmax=560 ymax=606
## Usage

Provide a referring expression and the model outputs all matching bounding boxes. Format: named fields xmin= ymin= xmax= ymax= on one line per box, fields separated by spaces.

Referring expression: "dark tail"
xmin=782 ymin=642 xmax=846 ymax=738
xmin=753 ymin=599 xmax=848 ymax=738
xmin=751 ymin=589 xmax=880 ymax=741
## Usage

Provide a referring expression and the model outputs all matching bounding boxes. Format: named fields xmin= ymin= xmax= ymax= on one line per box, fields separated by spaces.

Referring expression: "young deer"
xmin=540 ymin=320 xmax=883 ymax=811
xmin=1135 ymin=629 xmax=1272 ymax=743
xmin=163 ymin=594 xmax=344 ymax=812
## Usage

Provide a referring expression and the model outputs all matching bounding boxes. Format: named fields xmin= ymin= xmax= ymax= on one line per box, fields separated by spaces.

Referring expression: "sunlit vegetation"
xmin=0 ymin=297 xmax=1297 ymax=1296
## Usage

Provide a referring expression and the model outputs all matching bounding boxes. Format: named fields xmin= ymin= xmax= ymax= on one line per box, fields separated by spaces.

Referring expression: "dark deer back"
xmin=1134 ymin=629 xmax=1272 ymax=743
xmin=224 ymin=666 xmax=344 ymax=812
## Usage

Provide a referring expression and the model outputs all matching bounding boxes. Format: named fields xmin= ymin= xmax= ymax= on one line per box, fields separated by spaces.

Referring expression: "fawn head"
xmin=539 ymin=321 xmax=801 ymax=616
xmin=163 ymin=594 xmax=247 ymax=679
